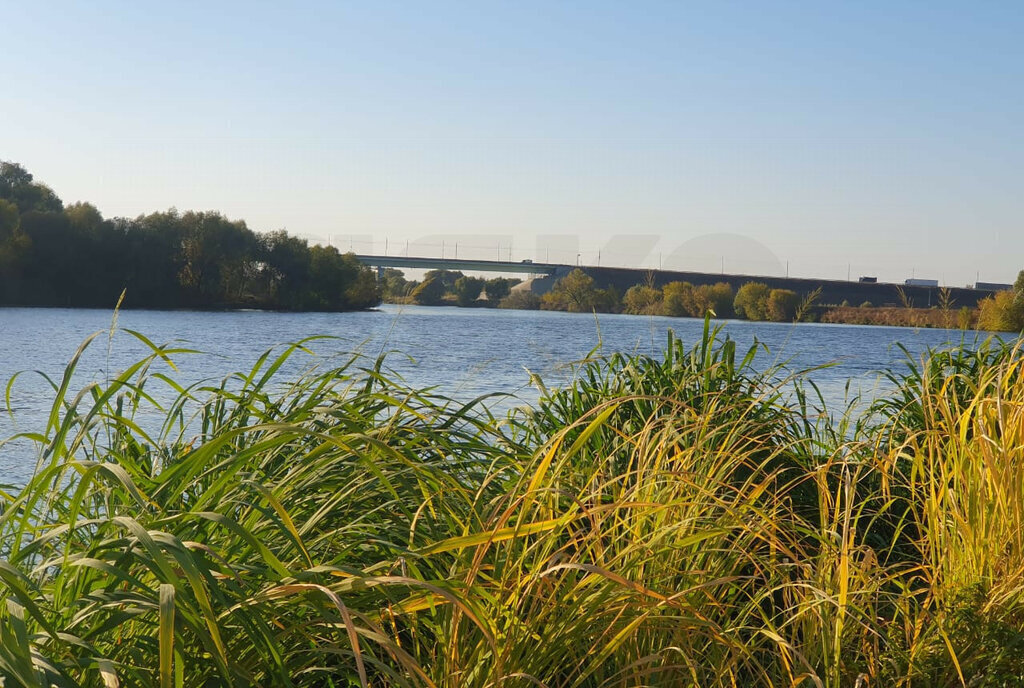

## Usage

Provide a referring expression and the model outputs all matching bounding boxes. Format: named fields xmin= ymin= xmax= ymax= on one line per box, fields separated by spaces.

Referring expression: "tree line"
xmin=381 ymin=268 xmax=521 ymax=307
xmin=382 ymin=265 xmax=816 ymax=322
xmin=536 ymin=269 xmax=813 ymax=321
xmin=386 ymin=264 xmax=1024 ymax=332
xmin=0 ymin=161 xmax=380 ymax=311
xmin=535 ymin=269 xmax=1024 ymax=330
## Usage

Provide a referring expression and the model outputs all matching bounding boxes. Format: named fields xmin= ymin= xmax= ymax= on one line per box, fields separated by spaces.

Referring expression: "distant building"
xmin=905 ymin=278 xmax=939 ymax=287
xmin=974 ymin=282 xmax=1013 ymax=291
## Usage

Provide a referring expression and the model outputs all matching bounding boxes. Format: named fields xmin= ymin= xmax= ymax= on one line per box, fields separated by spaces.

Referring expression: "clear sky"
xmin=3 ymin=1 xmax=1022 ymax=286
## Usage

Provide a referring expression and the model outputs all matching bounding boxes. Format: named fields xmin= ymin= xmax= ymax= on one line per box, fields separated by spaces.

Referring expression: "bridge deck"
xmin=354 ymin=255 xmax=564 ymax=274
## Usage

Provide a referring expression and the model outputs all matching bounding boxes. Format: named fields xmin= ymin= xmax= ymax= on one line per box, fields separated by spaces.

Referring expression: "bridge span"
xmin=353 ymin=255 xmax=565 ymax=275
xmin=355 ymin=254 xmax=999 ymax=309
xmin=354 ymin=254 xmax=1001 ymax=310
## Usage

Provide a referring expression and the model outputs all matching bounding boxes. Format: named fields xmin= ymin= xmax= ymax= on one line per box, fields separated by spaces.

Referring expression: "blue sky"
xmin=4 ymin=1 xmax=1022 ymax=285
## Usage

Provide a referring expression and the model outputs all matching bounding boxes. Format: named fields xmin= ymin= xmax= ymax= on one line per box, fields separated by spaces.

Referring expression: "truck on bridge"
xmin=975 ymin=281 xmax=1013 ymax=291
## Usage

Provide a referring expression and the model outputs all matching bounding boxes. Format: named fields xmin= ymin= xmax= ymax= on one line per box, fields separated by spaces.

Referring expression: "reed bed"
xmin=2 ymin=323 xmax=1023 ymax=687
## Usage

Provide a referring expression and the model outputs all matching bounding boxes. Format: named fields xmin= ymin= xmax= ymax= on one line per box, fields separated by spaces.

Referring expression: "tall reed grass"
xmin=2 ymin=323 xmax=1023 ymax=687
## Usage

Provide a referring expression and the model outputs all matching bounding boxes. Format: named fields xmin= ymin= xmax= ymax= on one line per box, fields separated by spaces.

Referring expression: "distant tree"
xmin=594 ymin=285 xmax=621 ymax=313
xmin=118 ymin=211 xmax=189 ymax=307
xmin=61 ymin=203 xmax=127 ymax=304
xmin=19 ymin=210 xmax=75 ymax=304
xmin=422 ymin=269 xmax=463 ymax=292
xmin=499 ymin=290 xmax=541 ymax=310
xmin=177 ymin=211 xmax=260 ymax=305
xmin=343 ymin=257 xmax=382 ymax=309
xmin=454 ymin=276 xmax=485 ymax=306
xmin=411 ymin=277 xmax=447 ymax=305
xmin=380 ymin=268 xmax=412 ymax=299
xmin=977 ymin=290 xmax=1024 ymax=332
xmin=484 ymin=277 xmax=515 ymax=302
xmin=957 ymin=306 xmax=973 ymax=330
xmin=661 ymin=281 xmax=695 ymax=317
xmin=0 ymin=162 xmax=32 ymax=199
xmin=305 ymin=246 xmax=356 ymax=308
xmin=1015 ymin=270 xmax=1024 ymax=305
xmin=733 ymin=282 xmax=771 ymax=321
xmin=0 ymin=161 xmax=63 ymax=213
xmin=623 ymin=284 xmax=662 ymax=315
xmin=542 ymin=269 xmax=598 ymax=313
xmin=0 ymin=199 xmax=27 ymax=301
xmin=263 ymin=229 xmax=311 ymax=308
xmin=0 ymin=199 xmax=18 ymax=242
xmin=767 ymin=289 xmax=799 ymax=321
xmin=64 ymin=202 xmax=104 ymax=232
xmin=697 ymin=282 xmax=734 ymax=318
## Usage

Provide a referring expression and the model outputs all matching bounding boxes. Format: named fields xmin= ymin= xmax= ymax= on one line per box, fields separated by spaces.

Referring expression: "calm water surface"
xmin=0 ymin=305 xmax=994 ymax=483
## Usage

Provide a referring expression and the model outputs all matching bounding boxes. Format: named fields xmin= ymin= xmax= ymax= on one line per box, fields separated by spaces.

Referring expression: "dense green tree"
xmin=263 ymin=230 xmax=311 ymax=308
xmin=19 ymin=211 xmax=76 ymax=304
xmin=542 ymin=269 xmax=598 ymax=312
xmin=380 ymin=268 xmax=413 ymax=300
xmin=0 ymin=161 xmax=63 ymax=213
xmin=411 ymin=277 xmax=447 ymax=305
xmin=0 ymin=199 xmax=28 ymax=301
xmin=767 ymin=289 xmax=799 ymax=322
xmin=595 ymin=285 xmax=622 ymax=313
xmin=454 ymin=276 xmax=485 ymax=306
xmin=307 ymin=245 xmax=353 ymax=308
xmin=0 ymin=199 xmax=19 ymax=241
xmin=64 ymin=202 xmax=104 ymax=231
xmin=0 ymin=162 xmax=32 ymax=196
xmin=734 ymin=282 xmax=771 ymax=321
xmin=623 ymin=284 xmax=663 ymax=315
xmin=484 ymin=277 xmax=516 ymax=302
xmin=121 ymin=211 xmax=190 ymax=307
xmin=178 ymin=211 xmax=260 ymax=305
xmin=662 ymin=281 xmax=695 ymax=317
xmin=693 ymin=283 xmax=734 ymax=318
xmin=344 ymin=265 xmax=382 ymax=309
xmin=422 ymin=269 xmax=464 ymax=292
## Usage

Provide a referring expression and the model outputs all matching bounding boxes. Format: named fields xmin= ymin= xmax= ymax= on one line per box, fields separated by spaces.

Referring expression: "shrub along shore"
xmin=2 ymin=324 xmax=1024 ymax=686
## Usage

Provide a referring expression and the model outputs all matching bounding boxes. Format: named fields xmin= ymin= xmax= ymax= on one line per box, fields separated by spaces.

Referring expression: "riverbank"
xmin=2 ymin=325 xmax=1022 ymax=685
xmin=821 ymin=304 xmax=975 ymax=329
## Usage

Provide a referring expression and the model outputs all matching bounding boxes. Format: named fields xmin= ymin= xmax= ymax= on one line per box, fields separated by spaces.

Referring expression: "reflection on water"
xmin=0 ymin=304 xmax=997 ymax=484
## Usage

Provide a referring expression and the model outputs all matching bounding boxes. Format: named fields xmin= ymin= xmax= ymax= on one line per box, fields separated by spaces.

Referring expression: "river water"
xmin=0 ymin=304 xmax=998 ymax=483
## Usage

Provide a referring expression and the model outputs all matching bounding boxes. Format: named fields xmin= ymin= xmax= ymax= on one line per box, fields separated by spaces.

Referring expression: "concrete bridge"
xmin=354 ymin=253 xmax=1000 ymax=308
xmin=353 ymin=254 xmax=564 ymax=275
